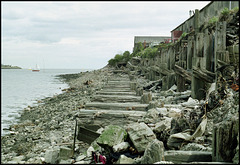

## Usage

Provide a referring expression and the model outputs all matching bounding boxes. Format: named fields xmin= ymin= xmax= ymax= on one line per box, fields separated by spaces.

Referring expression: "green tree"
xmin=122 ymin=51 xmax=130 ymax=61
xmin=131 ymin=42 xmax=144 ymax=57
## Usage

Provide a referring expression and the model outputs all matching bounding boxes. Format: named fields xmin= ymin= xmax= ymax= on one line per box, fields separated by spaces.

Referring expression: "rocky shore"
xmin=1 ymin=64 xmax=239 ymax=164
xmin=1 ymin=66 xmax=112 ymax=164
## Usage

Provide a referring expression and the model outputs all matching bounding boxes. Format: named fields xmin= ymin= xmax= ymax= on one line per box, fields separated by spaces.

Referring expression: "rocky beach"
xmin=1 ymin=63 xmax=239 ymax=164
xmin=1 ymin=2 xmax=239 ymax=164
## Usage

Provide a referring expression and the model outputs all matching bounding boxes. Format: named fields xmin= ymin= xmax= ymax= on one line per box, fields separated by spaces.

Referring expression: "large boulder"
xmin=96 ymin=125 xmax=127 ymax=151
xmin=125 ymin=122 xmax=156 ymax=153
xmin=137 ymin=139 xmax=165 ymax=164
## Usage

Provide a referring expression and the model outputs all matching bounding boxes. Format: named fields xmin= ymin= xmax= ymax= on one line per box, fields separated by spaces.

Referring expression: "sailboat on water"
xmin=32 ymin=64 xmax=40 ymax=72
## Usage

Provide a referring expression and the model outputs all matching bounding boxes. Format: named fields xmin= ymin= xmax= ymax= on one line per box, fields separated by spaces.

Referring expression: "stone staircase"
xmin=76 ymin=74 xmax=235 ymax=164
xmin=77 ymin=74 xmax=148 ymax=128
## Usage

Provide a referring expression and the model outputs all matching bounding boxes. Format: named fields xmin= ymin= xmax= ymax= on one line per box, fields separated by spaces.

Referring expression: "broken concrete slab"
xmin=164 ymin=150 xmax=212 ymax=163
xmin=116 ymin=155 xmax=135 ymax=164
xmin=137 ymin=139 xmax=165 ymax=164
xmin=125 ymin=122 xmax=156 ymax=153
xmin=95 ymin=91 xmax=136 ymax=96
xmin=77 ymin=109 xmax=146 ymax=128
xmin=153 ymin=117 xmax=172 ymax=133
xmin=113 ymin=142 xmax=130 ymax=153
xmin=104 ymin=84 xmax=130 ymax=89
xmin=96 ymin=125 xmax=127 ymax=151
xmin=183 ymin=161 xmax=234 ymax=164
xmin=44 ymin=148 xmax=59 ymax=164
xmin=59 ymin=147 xmax=73 ymax=160
xmin=85 ymin=102 xmax=148 ymax=111
xmin=100 ymin=88 xmax=133 ymax=92
xmin=140 ymin=108 xmax=160 ymax=123
xmin=92 ymin=95 xmax=141 ymax=103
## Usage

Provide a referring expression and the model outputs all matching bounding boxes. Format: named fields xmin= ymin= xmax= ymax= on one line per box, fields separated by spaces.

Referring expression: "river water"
xmin=1 ymin=68 xmax=88 ymax=136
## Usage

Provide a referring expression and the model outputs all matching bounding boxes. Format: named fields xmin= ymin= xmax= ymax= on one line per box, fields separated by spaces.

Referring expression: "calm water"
xmin=1 ymin=68 xmax=88 ymax=136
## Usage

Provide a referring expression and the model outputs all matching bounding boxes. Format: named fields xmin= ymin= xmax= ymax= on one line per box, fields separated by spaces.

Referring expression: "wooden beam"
xmin=151 ymin=65 xmax=173 ymax=76
xmin=192 ymin=66 xmax=215 ymax=83
xmin=174 ymin=64 xmax=192 ymax=83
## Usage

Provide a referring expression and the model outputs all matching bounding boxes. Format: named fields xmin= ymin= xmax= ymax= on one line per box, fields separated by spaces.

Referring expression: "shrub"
xmin=230 ymin=6 xmax=239 ymax=14
xmin=131 ymin=42 xmax=144 ymax=57
xmin=108 ymin=51 xmax=131 ymax=67
xmin=208 ymin=16 xmax=218 ymax=25
xmin=221 ymin=7 xmax=230 ymax=16
xmin=108 ymin=58 xmax=117 ymax=66
xmin=122 ymin=51 xmax=130 ymax=61
xmin=141 ymin=47 xmax=158 ymax=58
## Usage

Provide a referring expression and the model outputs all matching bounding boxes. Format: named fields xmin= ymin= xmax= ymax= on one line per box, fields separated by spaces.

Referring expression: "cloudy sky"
xmin=2 ymin=1 xmax=210 ymax=69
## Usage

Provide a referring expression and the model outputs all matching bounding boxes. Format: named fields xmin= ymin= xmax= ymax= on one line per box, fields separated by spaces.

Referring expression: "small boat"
xmin=32 ymin=64 xmax=40 ymax=72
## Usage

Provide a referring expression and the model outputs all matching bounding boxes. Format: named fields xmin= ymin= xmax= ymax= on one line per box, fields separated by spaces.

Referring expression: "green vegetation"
xmin=108 ymin=42 xmax=144 ymax=67
xmin=221 ymin=7 xmax=230 ymax=16
xmin=208 ymin=16 xmax=218 ymax=25
xmin=131 ymin=42 xmax=144 ymax=58
xmin=230 ymin=6 xmax=239 ymax=14
xmin=177 ymin=32 xmax=189 ymax=42
xmin=141 ymin=47 xmax=158 ymax=58
xmin=1 ymin=64 xmax=22 ymax=69
xmin=108 ymin=51 xmax=131 ymax=67
xmin=108 ymin=41 xmax=170 ymax=67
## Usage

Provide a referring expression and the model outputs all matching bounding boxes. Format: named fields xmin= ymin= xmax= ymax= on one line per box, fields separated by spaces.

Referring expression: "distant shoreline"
xmin=1 ymin=64 xmax=22 ymax=69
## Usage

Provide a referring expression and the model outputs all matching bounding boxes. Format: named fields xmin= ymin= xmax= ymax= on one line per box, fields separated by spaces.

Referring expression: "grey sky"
xmin=2 ymin=1 xmax=210 ymax=69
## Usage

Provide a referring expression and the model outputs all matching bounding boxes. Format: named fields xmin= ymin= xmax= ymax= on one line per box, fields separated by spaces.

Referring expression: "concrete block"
xmin=44 ymin=149 xmax=59 ymax=164
xmin=234 ymin=44 xmax=239 ymax=54
xmin=164 ymin=150 xmax=212 ymax=163
xmin=59 ymin=147 xmax=73 ymax=160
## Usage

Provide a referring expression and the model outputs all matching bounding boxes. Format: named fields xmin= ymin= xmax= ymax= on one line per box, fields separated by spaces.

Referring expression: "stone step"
xmin=96 ymin=91 xmax=136 ymax=96
xmin=104 ymin=85 xmax=131 ymax=88
xmin=103 ymin=86 xmax=131 ymax=89
xmin=91 ymin=95 xmax=141 ymax=103
xmin=164 ymin=150 xmax=212 ymax=163
xmin=76 ymin=109 xmax=146 ymax=127
xmin=85 ymin=102 xmax=148 ymax=111
xmin=184 ymin=162 xmax=234 ymax=164
xmin=108 ymin=78 xmax=129 ymax=81
xmin=107 ymin=81 xmax=131 ymax=84
xmin=100 ymin=88 xmax=133 ymax=92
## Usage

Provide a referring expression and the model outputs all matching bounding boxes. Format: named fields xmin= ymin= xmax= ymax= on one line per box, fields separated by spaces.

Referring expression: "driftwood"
xmin=192 ymin=66 xmax=216 ymax=83
xmin=174 ymin=65 xmax=192 ymax=83
xmin=143 ymin=79 xmax=162 ymax=91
